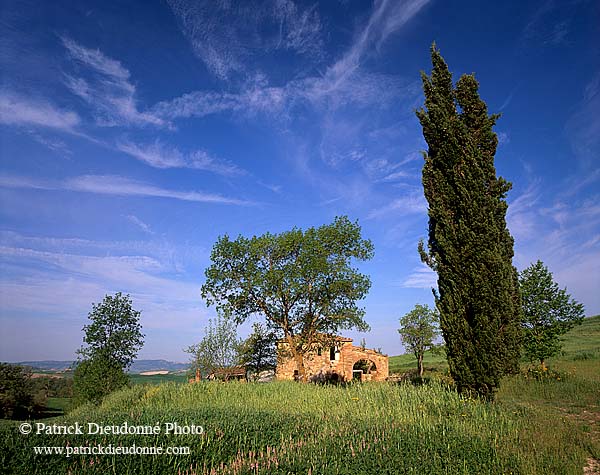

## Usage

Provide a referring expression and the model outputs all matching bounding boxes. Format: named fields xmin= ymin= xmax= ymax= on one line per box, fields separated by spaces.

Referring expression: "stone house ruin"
xmin=276 ymin=336 xmax=389 ymax=382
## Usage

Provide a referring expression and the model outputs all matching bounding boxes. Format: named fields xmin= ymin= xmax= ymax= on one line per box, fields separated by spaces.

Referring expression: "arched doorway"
xmin=352 ymin=359 xmax=377 ymax=381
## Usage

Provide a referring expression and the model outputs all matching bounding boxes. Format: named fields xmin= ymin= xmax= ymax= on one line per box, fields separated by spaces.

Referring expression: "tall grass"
xmin=2 ymin=316 xmax=597 ymax=474
xmin=1 ymin=379 xmax=595 ymax=474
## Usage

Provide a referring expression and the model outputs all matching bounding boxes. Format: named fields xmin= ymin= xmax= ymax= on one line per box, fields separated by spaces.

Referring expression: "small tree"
xmin=519 ymin=260 xmax=585 ymax=368
xmin=186 ymin=314 xmax=242 ymax=380
xmin=398 ymin=304 xmax=439 ymax=377
xmin=74 ymin=292 xmax=144 ymax=404
xmin=239 ymin=323 xmax=277 ymax=379
xmin=201 ymin=216 xmax=374 ymax=382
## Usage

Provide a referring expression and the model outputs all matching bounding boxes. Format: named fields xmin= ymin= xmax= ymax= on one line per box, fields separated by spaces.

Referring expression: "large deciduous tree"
xmin=201 ymin=216 xmax=374 ymax=382
xmin=416 ymin=45 xmax=522 ymax=399
xmin=398 ymin=304 xmax=439 ymax=377
xmin=519 ymin=260 xmax=585 ymax=368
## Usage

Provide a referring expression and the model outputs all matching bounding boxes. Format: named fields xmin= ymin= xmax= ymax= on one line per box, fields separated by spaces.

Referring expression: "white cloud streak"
xmin=61 ymin=37 xmax=165 ymax=127
xmin=0 ymin=174 xmax=254 ymax=206
xmin=0 ymin=91 xmax=80 ymax=131
xmin=125 ymin=214 xmax=154 ymax=234
xmin=400 ymin=263 xmax=437 ymax=289
xmin=116 ymin=139 xmax=245 ymax=176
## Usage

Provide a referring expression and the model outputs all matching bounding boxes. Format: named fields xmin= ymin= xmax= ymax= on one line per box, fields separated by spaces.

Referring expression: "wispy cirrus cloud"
xmin=368 ymin=189 xmax=427 ymax=219
xmin=116 ymin=139 xmax=246 ymax=176
xmin=0 ymin=245 xmax=204 ymax=329
xmin=507 ymin=176 xmax=600 ymax=314
xmin=28 ymin=132 xmax=72 ymax=155
xmin=0 ymin=230 xmax=207 ymax=276
xmin=520 ymin=0 xmax=576 ymax=48
xmin=322 ymin=0 xmax=429 ymax=87
xmin=156 ymin=0 xmax=428 ymax=122
xmin=506 ymin=180 xmax=542 ymax=241
xmin=400 ymin=263 xmax=437 ymax=289
xmin=61 ymin=37 xmax=166 ymax=127
xmin=0 ymin=91 xmax=80 ymax=131
xmin=152 ymin=78 xmax=290 ymax=121
xmin=125 ymin=214 xmax=154 ymax=235
xmin=166 ymin=0 xmax=324 ymax=80
xmin=565 ymin=71 xmax=600 ymax=169
xmin=0 ymin=173 xmax=254 ymax=206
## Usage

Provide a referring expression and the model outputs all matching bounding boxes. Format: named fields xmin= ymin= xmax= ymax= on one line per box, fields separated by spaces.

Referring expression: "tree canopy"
xmin=398 ymin=304 xmax=439 ymax=377
xmin=519 ymin=260 xmax=585 ymax=367
xmin=0 ymin=364 xmax=35 ymax=419
xmin=74 ymin=292 xmax=144 ymax=404
xmin=77 ymin=292 xmax=144 ymax=369
xmin=201 ymin=215 xmax=374 ymax=381
xmin=186 ymin=314 xmax=242 ymax=380
xmin=416 ymin=45 xmax=522 ymax=399
xmin=239 ymin=323 xmax=277 ymax=379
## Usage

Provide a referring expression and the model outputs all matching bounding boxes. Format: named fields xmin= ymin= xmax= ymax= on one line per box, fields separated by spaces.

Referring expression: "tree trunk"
xmin=286 ymin=334 xmax=307 ymax=382
xmin=418 ymin=353 xmax=424 ymax=377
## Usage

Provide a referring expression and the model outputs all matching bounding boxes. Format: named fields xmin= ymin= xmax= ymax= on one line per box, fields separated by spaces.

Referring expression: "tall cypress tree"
xmin=416 ymin=45 xmax=521 ymax=399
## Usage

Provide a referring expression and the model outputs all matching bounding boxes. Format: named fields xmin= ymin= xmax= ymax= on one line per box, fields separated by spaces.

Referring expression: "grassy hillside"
xmin=2 ymin=380 xmax=597 ymax=474
xmin=558 ymin=314 xmax=600 ymax=356
xmin=1 ymin=317 xmax=597 ymax=474
xmin=390 ymin=315 xmax=600 ymax=376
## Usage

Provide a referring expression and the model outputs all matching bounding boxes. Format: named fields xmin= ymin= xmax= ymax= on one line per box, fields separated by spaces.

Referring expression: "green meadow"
xmin=1 ymin=316 xmax=598 ymax=474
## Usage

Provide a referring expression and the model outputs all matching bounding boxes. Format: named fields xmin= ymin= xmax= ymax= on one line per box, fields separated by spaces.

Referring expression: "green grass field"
xmin=129 ymin=372 xmax=188 ymax=385
xmin=2 ymin=317 xmax=598 ymax=474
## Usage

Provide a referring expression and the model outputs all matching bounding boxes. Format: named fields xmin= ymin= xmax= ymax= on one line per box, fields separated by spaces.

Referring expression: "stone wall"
xmin=276 ymin=337 xmax=389 ymax=382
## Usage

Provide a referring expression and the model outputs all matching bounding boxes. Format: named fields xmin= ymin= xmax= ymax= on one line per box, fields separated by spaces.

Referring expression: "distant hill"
xmin=14 ymin=359 xmax=189 ymax=373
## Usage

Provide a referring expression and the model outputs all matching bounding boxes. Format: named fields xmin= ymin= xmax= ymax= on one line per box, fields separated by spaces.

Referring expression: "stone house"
xmin=276 ymin=336 xmax=389 ymax=382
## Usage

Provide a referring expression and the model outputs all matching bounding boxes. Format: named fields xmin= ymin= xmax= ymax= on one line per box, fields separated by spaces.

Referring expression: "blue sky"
xmin=1 ymin=0 xmax=598 ymax=362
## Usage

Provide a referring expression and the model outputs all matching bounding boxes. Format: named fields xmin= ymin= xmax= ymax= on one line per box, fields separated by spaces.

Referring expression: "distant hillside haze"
xmin=14 ymin=360 xmax=189 ymax=373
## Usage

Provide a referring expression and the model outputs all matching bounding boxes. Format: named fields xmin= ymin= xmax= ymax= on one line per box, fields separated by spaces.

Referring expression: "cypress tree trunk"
xmin=416 ymin=45 xmax=522 ymax=400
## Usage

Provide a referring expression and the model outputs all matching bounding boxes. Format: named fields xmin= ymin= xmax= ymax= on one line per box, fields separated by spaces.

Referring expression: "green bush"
xmin=72 ymin=358 xmax=129 ymax=406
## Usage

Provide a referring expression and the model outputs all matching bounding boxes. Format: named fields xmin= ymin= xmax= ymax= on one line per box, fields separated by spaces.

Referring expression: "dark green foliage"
xmin=185 ymin=314 xmax=242 ymax=379
xmin=416 ymin=45 xmax=522 ymax=399
xmin=74 ymin=293 xmax=144 ymax=404
xmin=29 ymin=376 xmax=73 ymax=399
xmin=239 ymin=322 xmax=277 ymax=378
xmin=72 ymin=358 xmax=128 ymax=406
xmin=0 ymin=364 xmax=34 ymax=419
xmin=519 ymin=260 xmax=585 ymax=366
xmin=398 ymin=304 xmax=440 ymax=377
xmin=201 ymin=216 xmax=374 ymax=381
